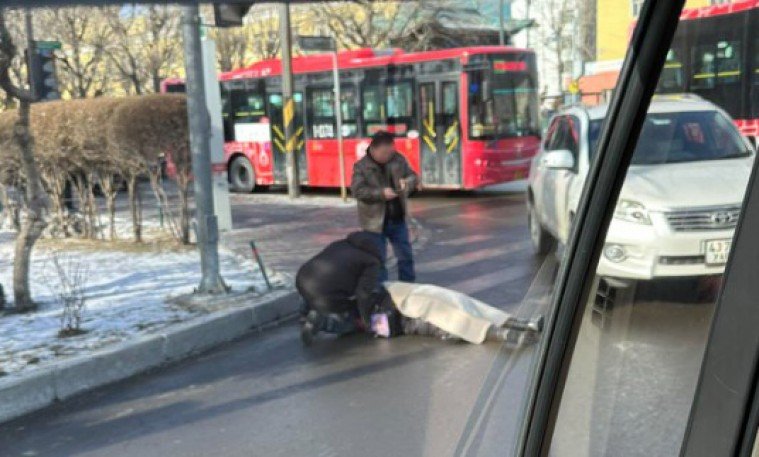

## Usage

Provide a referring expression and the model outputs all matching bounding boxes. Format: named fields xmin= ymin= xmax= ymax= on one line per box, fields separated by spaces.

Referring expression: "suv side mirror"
xmin=542 ymin=149 xmax=575 ymax=170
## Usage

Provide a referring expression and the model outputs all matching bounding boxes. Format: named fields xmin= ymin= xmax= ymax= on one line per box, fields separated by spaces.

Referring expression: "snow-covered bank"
xmin=0 ymin=230 xmax=280 ymax=375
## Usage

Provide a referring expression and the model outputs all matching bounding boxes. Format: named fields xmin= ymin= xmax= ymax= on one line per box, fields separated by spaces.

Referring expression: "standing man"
xmin=351 ymin=131 xmax=418 ymax=282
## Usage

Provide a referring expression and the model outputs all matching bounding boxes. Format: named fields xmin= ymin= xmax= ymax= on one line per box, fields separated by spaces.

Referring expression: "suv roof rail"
xmin=652 ymin=93 xmax=704 ymax=102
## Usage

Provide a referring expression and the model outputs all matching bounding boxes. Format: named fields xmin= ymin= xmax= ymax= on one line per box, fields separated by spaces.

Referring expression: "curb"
xmin=0 ymin=288 xmax=297 ymax=424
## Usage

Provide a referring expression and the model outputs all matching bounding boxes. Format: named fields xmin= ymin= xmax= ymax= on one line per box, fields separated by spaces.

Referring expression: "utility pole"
xmin=24 ymin=8 xmax=35 ymax=100
xmin=278 ymin=2 xmax=300 ymax=198
xmin=499 ymin=0 xmax=505 ymax=46
xmin=181 ymin=5 xmax=227 ymax=294
xmin=332 ymin=48 xmax=347 ymax=202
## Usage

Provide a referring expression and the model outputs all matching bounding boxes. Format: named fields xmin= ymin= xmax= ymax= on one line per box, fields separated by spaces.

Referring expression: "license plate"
xmin=705 ymin=239 xmax=732 ymax=266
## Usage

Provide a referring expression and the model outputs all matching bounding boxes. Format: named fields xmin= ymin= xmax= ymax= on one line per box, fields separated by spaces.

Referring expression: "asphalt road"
xmin=0 ymin=189 xmax=553 ymax=457
xmin=0 ymin=188 xmax=719 ymax=457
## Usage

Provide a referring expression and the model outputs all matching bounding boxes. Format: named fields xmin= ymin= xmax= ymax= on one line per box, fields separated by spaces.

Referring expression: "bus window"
xmin=340 ymin=87 xmax=359 ymax=138
xmin=716 ymin=41 xmax=741 ymax=84
xmin=658 ymin=48 xmax=685 ymax=92
xmin=220 ymin=83 xmax=233 ymax=142
xmin=384 ymin=81 xmax=414 ymax=136
xmin=362 ymin=84 xmax=383 ymax=135
xmin=309 ymin=88 xmax=335 ymax=139
xmin=468 ymin=61 xmax=539 ymax=140
xmin=691 ymin=40 xmax=742 ymax=89
xmin=230 ymin=89 xmax=266 ymax=123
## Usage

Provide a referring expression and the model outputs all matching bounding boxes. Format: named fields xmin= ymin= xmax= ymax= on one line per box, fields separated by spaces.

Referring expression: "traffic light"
xmin=213 ymin=2 xmax=256 ymax=27
xmin=29 ymin=45 xmax=60 ymax=102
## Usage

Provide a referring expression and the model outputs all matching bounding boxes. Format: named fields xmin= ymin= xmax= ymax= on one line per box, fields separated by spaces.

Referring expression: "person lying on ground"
xmin=300 ymin=280 xmax=543 ymax=346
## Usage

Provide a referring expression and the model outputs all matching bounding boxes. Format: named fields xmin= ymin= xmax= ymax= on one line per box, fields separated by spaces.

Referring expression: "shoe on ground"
xmin=301 ymin=310 xmax=320 ymax=346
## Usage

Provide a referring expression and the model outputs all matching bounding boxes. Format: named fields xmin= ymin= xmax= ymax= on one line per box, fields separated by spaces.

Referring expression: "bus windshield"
xmin=468 ymin=56 xmax=539 ymax=140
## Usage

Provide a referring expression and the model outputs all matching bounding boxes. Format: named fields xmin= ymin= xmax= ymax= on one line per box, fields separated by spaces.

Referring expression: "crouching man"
xmin=295 ymin=231 xmax=384 ymax=346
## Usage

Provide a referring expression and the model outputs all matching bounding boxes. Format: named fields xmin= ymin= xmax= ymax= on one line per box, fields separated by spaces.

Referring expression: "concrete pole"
xmin=278 ymin=2 xmax=300 ymax=198
xmin=24 ymin=9 xmax=36 ymax=101
xmin=181 ymin=5 xmax=227 ymax=294
xmin=499 ymin=0 xmax=505 ymax=46
xmin=332 ymin=50 xmax=347 ymax=202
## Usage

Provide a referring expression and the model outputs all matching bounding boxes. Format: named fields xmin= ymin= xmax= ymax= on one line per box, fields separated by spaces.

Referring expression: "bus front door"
xmin=419 ymin=81 xmax=462 ymax=187
xmin=268 ymin=92 xmax=308 ymax=185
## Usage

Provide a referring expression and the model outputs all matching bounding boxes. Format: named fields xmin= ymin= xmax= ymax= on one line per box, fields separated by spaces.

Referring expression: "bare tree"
xmin=37 ymin=8 xmax=111 ymax=98
xmin=100 ymin=6 xmax=144 ymax=95
xmin=142 ymin=5 xmax=181 ymax=93
xmin=538 ymin=0 xmax=574 ymax=92
xmin=0 ymin=9 xmax=49 ymax=311
xmin=310 ymin=1 xmax=418 ymax=50
xmin=212 ymin=26 xmax=251 ymax=72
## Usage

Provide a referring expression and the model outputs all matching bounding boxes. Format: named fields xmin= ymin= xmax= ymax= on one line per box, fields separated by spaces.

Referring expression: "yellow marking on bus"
xmin=423 ymin=135 xmax=437 ymax=153
xmin=380 ymin=104 xmax=385 ymax=119
xmin=423 ymin=121 xmax=435 ymax=137
xmin=446 ymin=135 xmax=459 ymax=153
xmin=693 ymin=71 xmax=741 ymax=79
xmin=286 ymin=137 xmax=298 ymax=152
xmin=664 ymin=63 xmax=682 ymax=69
xmin=274 ymin=138 xmax=286 ymax=153
xmin=272 ymin=125 xmax=285 ymax=140
xmin=283 ymin=98 xmax=295 ymax=126
xmin=445 ymin=121 xmax=458 ymax=139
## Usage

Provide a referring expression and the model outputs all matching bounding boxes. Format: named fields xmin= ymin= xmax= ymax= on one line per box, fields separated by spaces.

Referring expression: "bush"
xmin=0 ymin=94 xmax=191 ymax=243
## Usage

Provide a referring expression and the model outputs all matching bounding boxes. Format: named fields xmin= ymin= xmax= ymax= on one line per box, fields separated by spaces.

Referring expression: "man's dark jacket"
xmin=295 ymin=231 xmax=382 ymax=325
xmin=351 ymin=151 xmax=418 ymax=233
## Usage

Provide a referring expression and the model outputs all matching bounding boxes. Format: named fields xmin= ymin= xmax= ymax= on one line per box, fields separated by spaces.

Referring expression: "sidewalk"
xmin=0 ymin=192 xmax=427 ymax=424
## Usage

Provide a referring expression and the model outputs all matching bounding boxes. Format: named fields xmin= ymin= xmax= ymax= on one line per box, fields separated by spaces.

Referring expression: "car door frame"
xmin=515 ymin=0 xmax=690 ymax=455
xmin=538 ymin=116 xmax=566 ymax=235
xmin=549 ymin=113 xmax=583 ymax=244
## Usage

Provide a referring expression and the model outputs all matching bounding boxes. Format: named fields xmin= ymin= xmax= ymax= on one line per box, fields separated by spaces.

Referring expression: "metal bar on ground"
xmin=249 ymin=241 xmax=272 ymax=291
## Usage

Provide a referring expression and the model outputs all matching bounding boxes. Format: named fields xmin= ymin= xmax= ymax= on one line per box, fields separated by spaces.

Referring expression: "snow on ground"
xmin=0 ymin=228 xmax=280 ymax=376
xmin=229 ymin=192 xmax=354 ymax=208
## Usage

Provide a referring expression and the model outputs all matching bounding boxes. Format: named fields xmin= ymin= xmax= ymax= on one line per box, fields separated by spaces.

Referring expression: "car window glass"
xmin=545 ymin=11 xmax=755 ymax=457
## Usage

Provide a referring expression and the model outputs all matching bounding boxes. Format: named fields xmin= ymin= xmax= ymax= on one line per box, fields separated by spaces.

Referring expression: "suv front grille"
xmin=664 ymin=205 xmax=741 ymax=232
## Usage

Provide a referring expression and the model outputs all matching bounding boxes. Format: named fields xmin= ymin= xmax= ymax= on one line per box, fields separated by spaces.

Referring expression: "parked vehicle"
xmin=527 ymin=96 xmax=754 ymax=282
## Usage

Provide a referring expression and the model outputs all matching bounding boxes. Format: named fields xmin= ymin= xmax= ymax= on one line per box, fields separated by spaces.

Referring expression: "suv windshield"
xmin=589 ymin=110 xmax=750 ymax=164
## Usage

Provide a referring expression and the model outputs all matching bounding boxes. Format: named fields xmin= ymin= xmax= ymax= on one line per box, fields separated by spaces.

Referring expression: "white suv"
xmin=527 ymin=97 xmax=754 ymax=281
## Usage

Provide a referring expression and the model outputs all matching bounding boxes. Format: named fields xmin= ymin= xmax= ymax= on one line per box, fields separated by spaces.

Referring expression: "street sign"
xmin=35 ymin=40 xmax=61 ymax=50
xmin=297 ymin=35 xmax=335 ymax=52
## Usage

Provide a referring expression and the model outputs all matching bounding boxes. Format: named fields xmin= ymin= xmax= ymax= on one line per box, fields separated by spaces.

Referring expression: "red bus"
xmin=163 ymin=46 xmax=540 ymax=192
xmin=657 ymin=0 xmax=759 ymax=144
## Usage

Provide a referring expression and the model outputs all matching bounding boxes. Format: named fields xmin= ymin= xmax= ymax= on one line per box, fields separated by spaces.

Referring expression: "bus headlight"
xmin=614 ymin=200 xmax=652 ymax=225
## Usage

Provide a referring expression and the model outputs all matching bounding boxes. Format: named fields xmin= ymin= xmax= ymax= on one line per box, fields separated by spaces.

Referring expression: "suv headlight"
xmin=614 ymin=200 xmax=652 ymax=225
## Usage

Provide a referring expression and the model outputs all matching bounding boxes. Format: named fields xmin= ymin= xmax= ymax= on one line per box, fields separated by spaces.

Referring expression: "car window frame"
xmin=515 ymin=0 xmax=692 ymax=454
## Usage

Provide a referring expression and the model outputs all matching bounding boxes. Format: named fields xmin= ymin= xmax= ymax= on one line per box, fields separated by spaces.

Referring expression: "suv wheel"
xmin=528 ymin=203 xmax=553 ymax=255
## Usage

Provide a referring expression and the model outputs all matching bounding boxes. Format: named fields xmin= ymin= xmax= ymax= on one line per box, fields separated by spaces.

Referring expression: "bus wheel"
xmin=229 ymin=156 xmax=255 ymax=193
